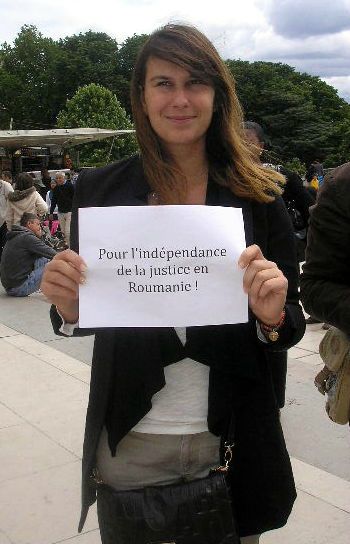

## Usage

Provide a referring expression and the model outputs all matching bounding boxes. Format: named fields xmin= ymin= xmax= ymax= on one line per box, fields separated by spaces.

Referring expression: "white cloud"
xmin=323 ymin=76 xmax=350 ymax=101
xmin=267 ymin=0 xmax=350 ymax=38
xmin=1 ymin=0 xmax=350 ymax=101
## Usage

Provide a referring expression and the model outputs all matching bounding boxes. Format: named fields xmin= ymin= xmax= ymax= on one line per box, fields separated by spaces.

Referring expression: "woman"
xmin=41 ymin=25 xmax=305 ymax=544
xmin=6 ymin=172 xmax=48 ymax=230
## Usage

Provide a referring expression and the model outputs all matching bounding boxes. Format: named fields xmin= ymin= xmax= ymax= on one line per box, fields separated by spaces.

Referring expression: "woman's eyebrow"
xmin=149 ymin=75 xmax=172 ymax=81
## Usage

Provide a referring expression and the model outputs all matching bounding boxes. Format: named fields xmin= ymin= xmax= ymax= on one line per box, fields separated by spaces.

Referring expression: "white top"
xmin=58 ymin=317 xmax=267 ymax=435
xmin=6 ymin=189 xmax=47 ymax=230
xmin=132 ymin=327 xmax=209 ymax=434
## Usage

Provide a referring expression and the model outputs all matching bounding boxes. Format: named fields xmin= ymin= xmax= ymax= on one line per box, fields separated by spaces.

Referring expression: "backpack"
xmin=315 ymin=327 xmax=350 ymax=425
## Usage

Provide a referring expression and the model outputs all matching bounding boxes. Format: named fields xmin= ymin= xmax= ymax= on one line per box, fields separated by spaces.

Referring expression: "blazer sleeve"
xmin=300 ymin=167 xmax=350 ymax=333
xmin=261 ymin=196 xmax=306 ymax=351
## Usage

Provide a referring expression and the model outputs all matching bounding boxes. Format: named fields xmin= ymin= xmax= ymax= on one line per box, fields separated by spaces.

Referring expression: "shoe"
xmin=322 ymin=323 xmax=331 ymax=330
xmin=305 ymin=316 xmax=322 ymax=324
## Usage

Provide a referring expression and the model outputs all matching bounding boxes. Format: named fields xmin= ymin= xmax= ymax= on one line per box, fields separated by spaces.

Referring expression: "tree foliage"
xmin=0 ymin=25 xmax=62 ymax=128
xmin=1 ymin=24 xmax=349 ymax=167
xmin=227 ymin=60 xmax=350 ymax=166
xmin=57 ymin=83 xmax=138 ymax=165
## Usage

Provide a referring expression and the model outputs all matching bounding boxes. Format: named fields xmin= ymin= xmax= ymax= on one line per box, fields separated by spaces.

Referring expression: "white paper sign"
xmin=79 ymin=205 xmax=248 ymax=328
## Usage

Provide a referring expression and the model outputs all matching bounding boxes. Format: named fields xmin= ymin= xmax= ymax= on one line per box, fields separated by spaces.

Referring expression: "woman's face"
xmin=142 ymin=56 xmax=215 ymax=153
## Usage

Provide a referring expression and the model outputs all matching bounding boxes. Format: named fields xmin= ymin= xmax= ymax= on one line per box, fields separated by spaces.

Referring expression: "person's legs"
xmin=6 ymin=257 xmax=50 ymax=296
xmin=58 ymin=212 xmax=71 ymax=247
xmin=241 ymin=535 xmax=260 ymax=543
xmin=58 ymin=212 xmax=67 ymax=245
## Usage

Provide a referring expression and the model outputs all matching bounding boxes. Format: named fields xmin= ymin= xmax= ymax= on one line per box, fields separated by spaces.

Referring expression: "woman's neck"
xmin=169 ymin=145 xmax=208 ymax=188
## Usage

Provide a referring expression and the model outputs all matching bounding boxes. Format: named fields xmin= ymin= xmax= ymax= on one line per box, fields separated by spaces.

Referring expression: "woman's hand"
xmin=40 ymin=249 xmax=87 ymax=323
xmin=238 ymin=244 xmax=287 ymax=325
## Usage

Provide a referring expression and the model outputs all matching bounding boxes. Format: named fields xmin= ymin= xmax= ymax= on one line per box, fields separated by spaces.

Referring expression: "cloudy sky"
xmin=2 ymin=0 xmax=350 ymax=102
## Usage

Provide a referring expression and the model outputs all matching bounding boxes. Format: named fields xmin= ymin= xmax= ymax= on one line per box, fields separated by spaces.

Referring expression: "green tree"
xmin=57 ymin=83 xmax=138 ymax=165
xmin=118 ymin=33 xmax=149 ymax=79
xmin=116 ymin=33 xmax=149 ymax=113
xmin=0 ymin=25 xmax=62 ymax=129
xmin=57 ymin=31 xmax=120 ymax=99
xmin=227 ymin=60 xmax=350 ymax=166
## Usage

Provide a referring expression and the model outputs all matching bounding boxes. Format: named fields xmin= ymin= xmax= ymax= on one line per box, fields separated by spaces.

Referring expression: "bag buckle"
xmin=212 ymin=441 xmax=234 ymax=473
xmin=91 ymin=467 xmax=104 ymax=485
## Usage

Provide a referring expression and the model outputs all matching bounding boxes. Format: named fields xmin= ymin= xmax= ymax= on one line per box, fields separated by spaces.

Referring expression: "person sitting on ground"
xmin=6 ymin=173 xmax=48 ymax=230
xmin=0 ymin=212 xmax=56 ymax=297
xmin=49 ymin=172 xmax=74 ymax=247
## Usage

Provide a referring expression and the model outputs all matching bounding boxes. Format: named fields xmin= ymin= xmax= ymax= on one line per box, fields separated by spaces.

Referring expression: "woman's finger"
xmin=248 ymin=267 xmax=283 ymax=301
xmin=238 ymin=244 xmax=264 ymax=269
xmin=51 ymin=249 xmax=87 ymax=273
xmin=257 ymin=276 xmax=288 ymax=301
xmin=45 ymin=258 xmax=83 ymax=283
xmin=42 ymin=269 xmax=82 ymax=299
xmin=242 ymin=259 xmax=277 ymax=293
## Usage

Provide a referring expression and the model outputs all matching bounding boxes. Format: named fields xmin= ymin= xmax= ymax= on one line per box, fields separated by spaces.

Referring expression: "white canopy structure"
xmin=0 ymin=128 xmax=134 ymax=150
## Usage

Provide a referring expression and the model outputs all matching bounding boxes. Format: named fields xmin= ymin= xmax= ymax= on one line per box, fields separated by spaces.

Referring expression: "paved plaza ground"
xmin=0 ymin=284 xmax=349 ymax=544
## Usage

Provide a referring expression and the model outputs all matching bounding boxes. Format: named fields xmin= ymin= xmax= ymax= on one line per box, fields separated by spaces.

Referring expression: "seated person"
xmin=0 ymin=212 xmax=56 ymax=297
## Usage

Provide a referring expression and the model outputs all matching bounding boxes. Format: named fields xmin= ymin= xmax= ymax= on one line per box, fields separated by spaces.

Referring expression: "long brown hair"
xmin=131 ymin=24 xmax=284 ymax=203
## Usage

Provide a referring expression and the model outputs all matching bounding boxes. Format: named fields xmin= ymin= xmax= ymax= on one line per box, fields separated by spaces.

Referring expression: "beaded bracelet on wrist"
xmin=259 ymin=309 xmax=286 ymax=342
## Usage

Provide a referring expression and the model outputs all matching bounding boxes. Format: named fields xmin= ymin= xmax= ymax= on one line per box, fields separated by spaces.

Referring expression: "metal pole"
xmin=106 ymin=137 xmax=116 ymax=163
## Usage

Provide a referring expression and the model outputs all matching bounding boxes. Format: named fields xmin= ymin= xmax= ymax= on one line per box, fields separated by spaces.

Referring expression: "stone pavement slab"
xmin=0 ymin=423 xmax=76 ymax=483
xmin=262 ymin=488 xmax=350 ymax=544
xmin=0 ymin=461 xmax=98 ymax=544
xmin=0 ymin=338 xmax=88 ymax=457
xmin=0 ymin=287 xmax=94 ymax=364
xmin=284 ymin=348 xmax=350 ymax=481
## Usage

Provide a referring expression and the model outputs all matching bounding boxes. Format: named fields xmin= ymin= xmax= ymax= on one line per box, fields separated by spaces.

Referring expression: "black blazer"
xmin=51 ymin=156 xmax=305 ymax=537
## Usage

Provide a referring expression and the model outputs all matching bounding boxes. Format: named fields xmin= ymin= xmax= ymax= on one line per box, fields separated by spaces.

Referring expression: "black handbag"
xmin=94 ymin=421 xmax=240 ymax=544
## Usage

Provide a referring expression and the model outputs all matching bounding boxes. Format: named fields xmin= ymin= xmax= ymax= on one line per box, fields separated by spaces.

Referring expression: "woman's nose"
xmin=172 ymin=87 xmax=190 ymax=107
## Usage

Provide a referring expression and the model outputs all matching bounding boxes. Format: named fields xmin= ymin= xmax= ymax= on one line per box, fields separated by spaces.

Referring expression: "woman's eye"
xmin=156 ymin=80 xmax=171 ymax=87
xmin=189 ymin=79 xmax=204 ymax=86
